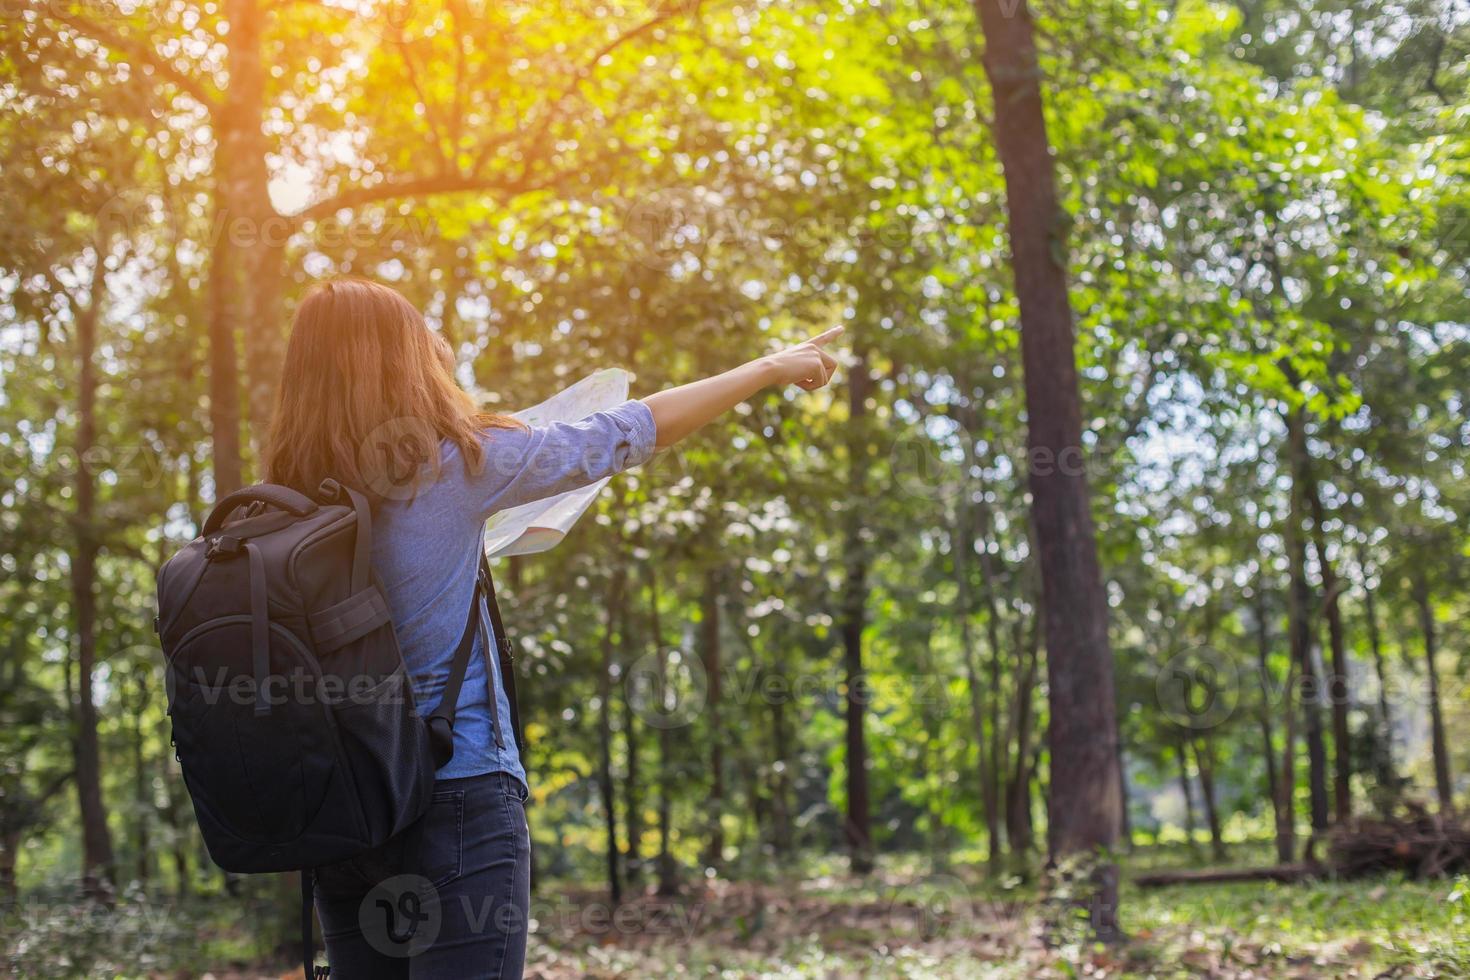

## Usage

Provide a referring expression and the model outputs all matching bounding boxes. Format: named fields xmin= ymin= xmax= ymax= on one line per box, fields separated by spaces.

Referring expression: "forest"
xmin=2 ymin=0 xmax=1469 ymax=976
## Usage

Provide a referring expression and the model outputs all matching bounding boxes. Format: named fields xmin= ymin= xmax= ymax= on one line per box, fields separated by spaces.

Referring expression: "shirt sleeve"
xmin=464 ymin=399 xmax=658 ymax=520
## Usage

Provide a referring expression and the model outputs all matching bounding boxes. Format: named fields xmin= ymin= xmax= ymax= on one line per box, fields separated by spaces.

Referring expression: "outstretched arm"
xmin=641 ymin=326 xmax=844 ymax=449
xmin=464 ymin=326 xmax=842 ymax=519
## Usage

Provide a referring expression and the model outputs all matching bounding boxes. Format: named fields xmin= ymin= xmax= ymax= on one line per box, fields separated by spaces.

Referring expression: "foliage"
xmin=1 ymin=0 xmax=1468 ymax=972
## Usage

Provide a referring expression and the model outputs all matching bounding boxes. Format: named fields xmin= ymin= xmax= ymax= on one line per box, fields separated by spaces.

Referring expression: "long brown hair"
xmin=264 ymin=278 xmax=521 ymax=502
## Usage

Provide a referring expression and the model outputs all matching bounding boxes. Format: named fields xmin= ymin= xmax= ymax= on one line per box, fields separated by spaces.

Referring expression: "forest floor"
xmin=523 ymin=869 xmax=1469 ymax=979
xmin=7 ymin=848 xmax=1469 ymax=977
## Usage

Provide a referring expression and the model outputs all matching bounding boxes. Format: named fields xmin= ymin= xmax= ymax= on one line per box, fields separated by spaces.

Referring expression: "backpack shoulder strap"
xmin=479 ymin=554 xmax=525 ymax=757
xmin=424 ymin=573 xmax=482 ymax=768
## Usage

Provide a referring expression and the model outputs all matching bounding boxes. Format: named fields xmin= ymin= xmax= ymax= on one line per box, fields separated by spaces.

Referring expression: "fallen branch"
xmin=1134 ymin=863 xmax=1320 ymax=889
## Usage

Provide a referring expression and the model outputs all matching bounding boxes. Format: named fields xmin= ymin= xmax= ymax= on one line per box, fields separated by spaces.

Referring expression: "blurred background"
xmin=2 ymin=0 xmax=1468 ymax=976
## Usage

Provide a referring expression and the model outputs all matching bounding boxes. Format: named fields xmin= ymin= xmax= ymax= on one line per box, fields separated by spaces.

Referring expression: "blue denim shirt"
xmin=369 ymin=400 xmax=657 ymax=785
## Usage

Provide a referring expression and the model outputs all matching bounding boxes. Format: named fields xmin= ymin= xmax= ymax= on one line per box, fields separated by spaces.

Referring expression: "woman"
xmin=262 ymin=278 xmax=841 ymax=977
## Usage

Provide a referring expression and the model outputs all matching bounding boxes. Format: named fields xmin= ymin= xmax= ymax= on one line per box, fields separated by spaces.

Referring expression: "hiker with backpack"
xmin=155 ymin=277 xmax=842 ymax=978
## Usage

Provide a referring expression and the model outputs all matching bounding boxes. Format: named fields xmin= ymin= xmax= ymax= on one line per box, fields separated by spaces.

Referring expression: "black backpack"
xmin=154 ymin=480 xmax=520 ymax=978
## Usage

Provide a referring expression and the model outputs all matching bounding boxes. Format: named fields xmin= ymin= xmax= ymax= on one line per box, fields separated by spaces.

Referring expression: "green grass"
xmin=527 ymin=853 xmax=1470 ymax=979
xmin=3 ymin=886 xmax=283 ymax=979
xmin=1123 ymin=876 xmax=1470 ymax=977
xmin=6 ymin=851 xmax=1468 ymax=977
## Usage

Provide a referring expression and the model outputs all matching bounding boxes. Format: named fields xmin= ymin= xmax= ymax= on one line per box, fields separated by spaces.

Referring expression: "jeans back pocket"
xmin=416 ymin=789 xmax=465 ymax=888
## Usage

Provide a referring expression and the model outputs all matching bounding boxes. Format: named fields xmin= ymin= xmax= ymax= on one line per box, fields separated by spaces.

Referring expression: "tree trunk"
xmin=1118 ymin=739 xmax=1134 ymax=853
xmin=1254 ymin=587 xmax=1290 ymax=862
xmin=769 ymin=667 xmax=793 ymax=856
xmin=597 ymin=570 xmax=625 ymax=904
xmin=700 ymin=567 xmax=725 ymax=871
xmin=220 ymin=0 xmax=287 ymax=449
xmin=915 ymin=625 xmax=948 ymax=866
xmin=959 ymin=389 xmax=1007 ymax=867
xmin=1176 ymin=741 xmax=1198 ymax=854
xmin=1193 ymin=737 xmax=1226 ymax=861
xmin=620 ymin=598 xmax=643 ymax=885
xmin=1285 ymin=406 xmax=1330 ymax=839
xmin=1361 ymin=569 xmax=1397 ymax=795
xmin=646 ymin=566 xmax=678 ymax=896
xmin=132 ymin=670 xmax=151 ymax=889
xmin=1304 ymin=461 xmax=1351 ymax=822
xmin=977 ymin=512 xmax=1008 ymax=864
xmin=160 ymin=756 xmax=191 ymax=897
xmin=973 ymin=0 xmax=1122 ymax=936
xmin=0 ymin=832 xmax=19 ymax=907
xmin=1277 ymin=653 xmax=1301 ymax=863
xmin=205 ymin=217 xmax=244 ymax=495
xmin=955 ymin=507 xmax=1001 ymax=868
xmin=841 ymin=347 xmax=874 ymax=874
xmin=1005 ymin=617 xmax=1041 ymax=861
xmin=1413 ymin=577 xmax=1454 ymax=813
xmin=737 ymin=751 xmax=769 ymax=859
xmin=71 ymin=254 xmax=117 ymax=902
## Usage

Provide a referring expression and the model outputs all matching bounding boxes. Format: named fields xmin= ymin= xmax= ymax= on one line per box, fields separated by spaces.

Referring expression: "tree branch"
xmin=524 ymin=1 xmax=699 ymax=154
xmin=393 ymin=40 xmax=453 ymax=170
xmin=294 ymin=4 xmax=699 ymax=224
xmin=44 ymin=5 xmax=216 ymax=108
xmin=288 ymin=169 xmax=561 ymax=225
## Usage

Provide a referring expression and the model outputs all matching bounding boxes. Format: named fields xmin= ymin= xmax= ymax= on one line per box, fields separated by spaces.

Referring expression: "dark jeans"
xmin=316 ymin=771 xmax=531 ymax=978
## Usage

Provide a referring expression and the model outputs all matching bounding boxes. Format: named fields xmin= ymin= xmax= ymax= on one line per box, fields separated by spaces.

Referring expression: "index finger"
xmin=805 ymin=324 xmax=846 ymax=348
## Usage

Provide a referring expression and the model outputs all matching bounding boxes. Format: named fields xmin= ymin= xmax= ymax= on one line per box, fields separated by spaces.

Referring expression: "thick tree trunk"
xmin=973 ymin=0 xmax=1122 ymax=935
xmin=72 ymin=254 xmax=117 ymax=902
xmin=1285 ymin=406 xmax=1330 ymax=839
xmin=220 ymin=0 xmax=287 ymax=449
xmin=841 ymin=347 xmax=874 ymax=874
xmin=1304 ymin=463 xmax=1352 ymax=822
xmin=700 ymin=568 xmax=725 ymax=871
xmin=1413 ymin=578 xmax=1454 ymax=813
